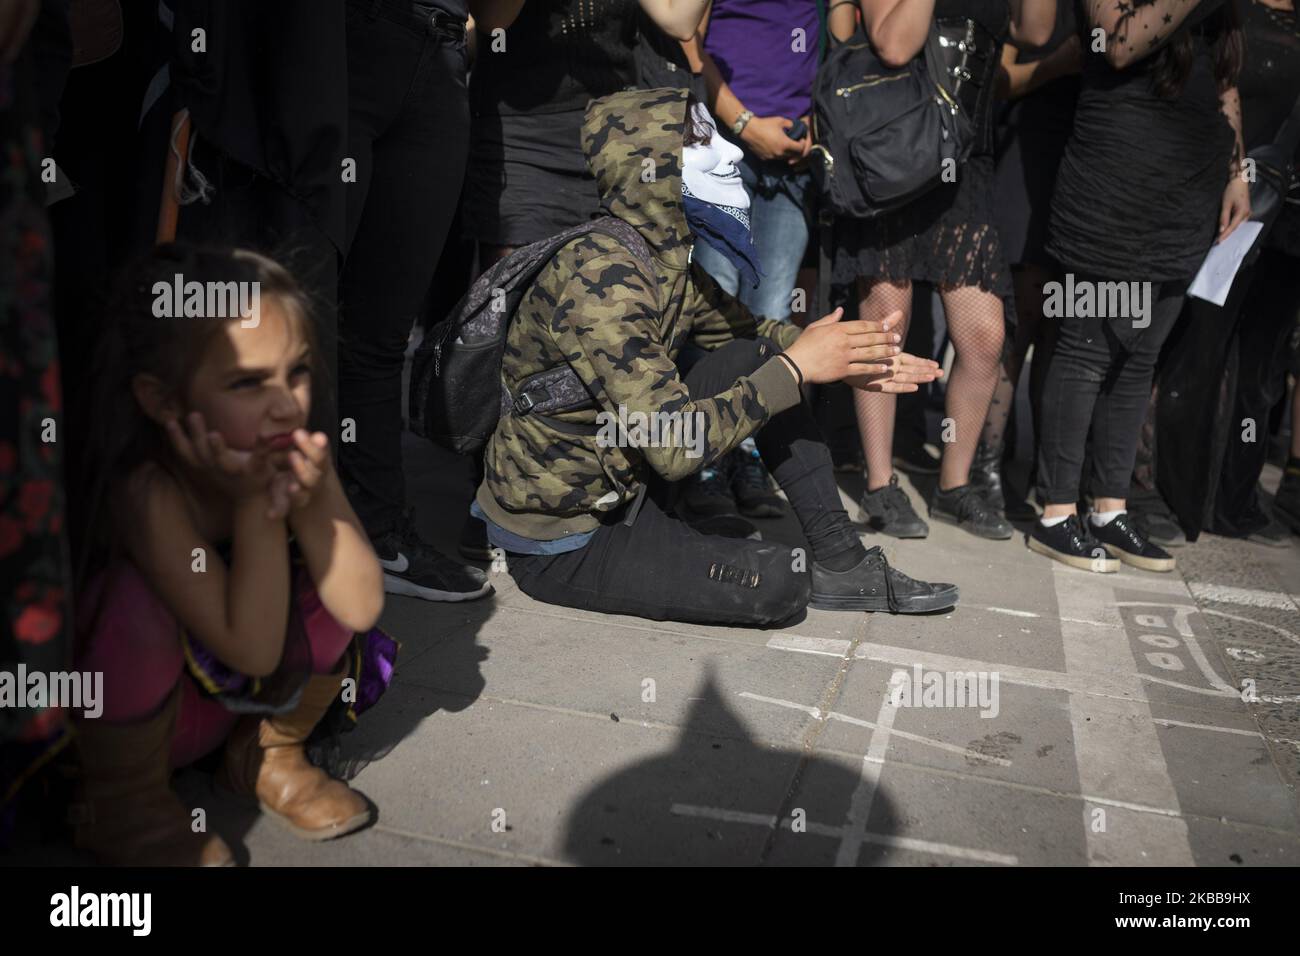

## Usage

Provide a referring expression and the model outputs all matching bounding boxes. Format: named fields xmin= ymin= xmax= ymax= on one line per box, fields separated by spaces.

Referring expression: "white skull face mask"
xmin=681 ymin=102 xmax=749 ymax=210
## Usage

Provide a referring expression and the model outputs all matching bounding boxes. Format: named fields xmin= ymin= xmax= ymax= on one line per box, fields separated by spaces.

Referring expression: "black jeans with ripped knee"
xmin=506 ymin=338 xmax=860 ymax=626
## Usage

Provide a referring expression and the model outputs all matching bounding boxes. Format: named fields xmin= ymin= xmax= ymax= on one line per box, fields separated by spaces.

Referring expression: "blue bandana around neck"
xmin=682 ymin=182 xmax=764 ymax=289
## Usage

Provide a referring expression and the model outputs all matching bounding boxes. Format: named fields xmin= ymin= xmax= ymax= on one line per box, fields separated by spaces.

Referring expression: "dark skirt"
xmin=461 ymin=108 xmax=603 ymax=247
xmin=831 ymin=153 xmax=1013 ymax=303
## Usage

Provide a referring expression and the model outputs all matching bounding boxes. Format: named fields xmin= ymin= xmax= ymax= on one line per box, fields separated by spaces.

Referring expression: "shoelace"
xmin=865 ymin=547 xmax=900 ymax=613
xmin=883 ymin=484 xmax=915 ymax=520
xmin=954 ymin=487 xmax=996 ymax=523
xmin=1109 ymin=514 xmax=1148 ymax=551
xmin=1061 ymin=516 xmax=1090 ymax=552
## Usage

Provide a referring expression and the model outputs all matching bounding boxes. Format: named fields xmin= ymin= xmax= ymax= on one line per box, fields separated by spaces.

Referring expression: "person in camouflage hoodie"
xmin=470 ymin=88 xmax=959 ymax=623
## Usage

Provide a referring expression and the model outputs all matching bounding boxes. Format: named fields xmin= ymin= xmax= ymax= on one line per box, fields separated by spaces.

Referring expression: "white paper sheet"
xmin=1187 ymin=221 xmax=1264 ymax=307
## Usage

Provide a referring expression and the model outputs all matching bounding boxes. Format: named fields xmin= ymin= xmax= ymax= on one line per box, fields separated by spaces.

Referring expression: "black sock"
xmin=814 ymin=534 xmax=868 ymax=571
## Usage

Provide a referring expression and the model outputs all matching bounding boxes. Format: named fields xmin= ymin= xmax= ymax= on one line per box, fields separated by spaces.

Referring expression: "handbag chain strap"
xmin=933 ymin=19 xmax=976 ymax=115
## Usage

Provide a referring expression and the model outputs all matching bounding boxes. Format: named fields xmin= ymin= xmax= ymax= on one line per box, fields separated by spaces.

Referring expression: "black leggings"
xmin=337 ymin=0 xmax=470 ymax=536
xmin=1037 ymin=279 xmax=1187 ymax=505
xmin=507 ymin=338 xmax=859 ymax=626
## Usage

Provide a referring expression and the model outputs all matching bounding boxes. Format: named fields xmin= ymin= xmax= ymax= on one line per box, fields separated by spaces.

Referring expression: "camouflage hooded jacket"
xmin=474 ymin=88 xmax=803 ymax=543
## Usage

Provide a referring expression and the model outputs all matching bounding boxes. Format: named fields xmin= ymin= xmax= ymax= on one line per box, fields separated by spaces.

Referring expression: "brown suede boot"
xmin=217 ymin=670 xmax=371 ymax=841
xmin=70 ymin=687 xmax=235 ymax=867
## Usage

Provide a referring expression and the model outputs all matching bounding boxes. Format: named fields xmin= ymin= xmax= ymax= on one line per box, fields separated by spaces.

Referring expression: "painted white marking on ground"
xmin=1188 ymin=582 xmax=1299 ymax=611
xmin=982 ymin=606 xmax=1040 ymax=618
xmin=669 ymin=804 xmax=777 ymax=828
xmin=850 ymin=641 xmax=1134 ymax=698
xmin=822 ymin=712 xmax=1011 ymax=766
xmin=1135 ymin=673 xmax=1239 ymax=697
xmin=1115 ymin=601 xmax=1236 ymax=691
xmin=737 ymin=691 xmax=821 ymax=719
xmin=764 ymin=634 xmax=852 ymax=657
xmin=669 ymin=803 xmax=1018 ymax=865
xmin=1202 ymin=608 xmax=1300 ymax=648
xmin=835 ymin=671 xmax=906 ymax=867
xmin=739 ymin=691 xmax=1012 ymax=766
xmin=1051 ymin=562 xmax=1195 ymax=865
xmin=1152 ymin=718 xmax=1262 ymax=739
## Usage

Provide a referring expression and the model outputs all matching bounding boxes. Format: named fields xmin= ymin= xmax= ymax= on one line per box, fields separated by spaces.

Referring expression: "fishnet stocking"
xmin=851 ymin=278 xmax=913 ymax=490
xmin=852 ymin=279 xmax=1005 ymax=490
xmin=938 ymin=284 xmax=1005 ymax=489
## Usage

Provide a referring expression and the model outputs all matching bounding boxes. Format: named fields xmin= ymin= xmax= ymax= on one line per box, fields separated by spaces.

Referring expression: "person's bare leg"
xmin=937 ymin=284 xmax=1005 ymax=491
xmin=852 ymin=277 xmax=913 ymax=490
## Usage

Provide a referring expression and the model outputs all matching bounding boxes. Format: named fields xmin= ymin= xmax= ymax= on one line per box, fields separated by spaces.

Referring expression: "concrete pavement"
xmin=184 ymin=435 xmax=1300 ymax=867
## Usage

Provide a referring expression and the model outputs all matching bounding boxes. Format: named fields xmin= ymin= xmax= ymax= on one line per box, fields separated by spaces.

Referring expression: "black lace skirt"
xmin=831 ymin=153 xmax=1013 ymax=303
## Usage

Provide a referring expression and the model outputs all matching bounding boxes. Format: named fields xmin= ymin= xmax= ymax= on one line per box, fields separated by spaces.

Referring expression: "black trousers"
xmin=1037 ymin=279 xmax=1186 ymax=505
xmin=508 ymin=339 xmax=859 ymax=626
xmin=338 ymin=0 xmax=470 ymax=536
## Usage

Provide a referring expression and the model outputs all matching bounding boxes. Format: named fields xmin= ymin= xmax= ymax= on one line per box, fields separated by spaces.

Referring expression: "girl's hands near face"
xmin=165 ymin=411 xmax=279 ymax=503
xmin=282 ymin=430 xmax=331 ymax=512
xmin=845 ymin=352 xmax=944 ymax=393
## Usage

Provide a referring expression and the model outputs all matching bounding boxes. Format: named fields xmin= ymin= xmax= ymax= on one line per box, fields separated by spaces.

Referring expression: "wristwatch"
xmin=731 ymin=110 xmax=754 ymax=136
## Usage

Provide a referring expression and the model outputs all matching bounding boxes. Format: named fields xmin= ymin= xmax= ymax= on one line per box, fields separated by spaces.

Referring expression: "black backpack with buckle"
xmin=409 ymin=217 xmax=655 ymax=456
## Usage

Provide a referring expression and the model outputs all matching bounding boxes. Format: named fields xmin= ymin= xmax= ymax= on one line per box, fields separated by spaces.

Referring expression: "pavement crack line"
xmin=755 ymin=618 xmax=865 ymax=865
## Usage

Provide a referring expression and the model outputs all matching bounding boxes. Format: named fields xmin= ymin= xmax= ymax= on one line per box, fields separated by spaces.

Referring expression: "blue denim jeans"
xmin=693 ymin=152 xmax=812 ymax=321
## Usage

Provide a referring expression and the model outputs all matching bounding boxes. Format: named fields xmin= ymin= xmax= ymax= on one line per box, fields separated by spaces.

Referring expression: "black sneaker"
xmin=809 ymin=547 xmax=959 ymax=613
xmin=681 ymin=456 xmax=738 ymax=518
xmin=372 ymin=519 xmax=492 ymax=602
xmin=1243 ymin=517 xmax=1292 ymax=548
xmin=731 ymin=448 xmax=784 ymax=518
xmin=1089 ymin=512 xmax=1175 ymax=572
xmin=860 ymin=474 xmax=929 ymax=538
xmin=930 ymin=484 xmax=1013 ymax=540
xmin=969 ymin=441 xmax=1006 ymax=515
xmin=681 ymin=453 xmax=760 ymax=539
xmin=1131 ymin=507 xmax=1186 ymax=548
xmin=458 ymin=516 xmax=493 ymax=562
xmin=1027 ymin=514 xmax=1119 ymax=572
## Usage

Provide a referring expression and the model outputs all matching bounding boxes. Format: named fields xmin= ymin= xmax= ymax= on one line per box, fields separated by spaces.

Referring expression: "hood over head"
xmin=582 ymin=88 xmax=695 ymax=272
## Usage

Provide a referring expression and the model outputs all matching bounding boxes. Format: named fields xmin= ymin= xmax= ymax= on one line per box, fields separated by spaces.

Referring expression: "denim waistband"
xmin=351 ymin=0 xmax=466 ymax=41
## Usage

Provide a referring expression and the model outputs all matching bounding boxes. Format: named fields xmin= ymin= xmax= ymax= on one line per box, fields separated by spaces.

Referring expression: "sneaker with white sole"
xmin=372 ymin=521 xmax=492 ymax=602
xmin=1027 ymin=514 xmax=1119 ymax=572
xmin=1090 ymin=512 xmax=1175 ymax=572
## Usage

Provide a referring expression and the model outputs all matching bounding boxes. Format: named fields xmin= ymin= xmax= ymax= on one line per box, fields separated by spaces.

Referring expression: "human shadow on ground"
xmin=562 ymin=671 xmax=899 ymax=866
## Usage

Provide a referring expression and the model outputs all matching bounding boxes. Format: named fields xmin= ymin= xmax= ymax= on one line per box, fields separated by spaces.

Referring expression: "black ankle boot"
xmin=969 ymin=440 xmax=1005 ymax=515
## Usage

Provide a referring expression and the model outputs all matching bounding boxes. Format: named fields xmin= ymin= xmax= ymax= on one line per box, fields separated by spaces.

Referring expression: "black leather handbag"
xmin=810 ymin=17 xmax=975 ymax=220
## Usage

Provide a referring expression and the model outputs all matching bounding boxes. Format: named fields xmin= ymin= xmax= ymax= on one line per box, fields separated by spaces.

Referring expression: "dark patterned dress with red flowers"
xmin=0 ymin=53 xmax=72 ymax=827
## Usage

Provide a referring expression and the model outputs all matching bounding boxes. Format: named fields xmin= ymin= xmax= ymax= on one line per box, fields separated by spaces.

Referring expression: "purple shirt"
xmin=703 ymin=0 xmax=820 ymax=121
